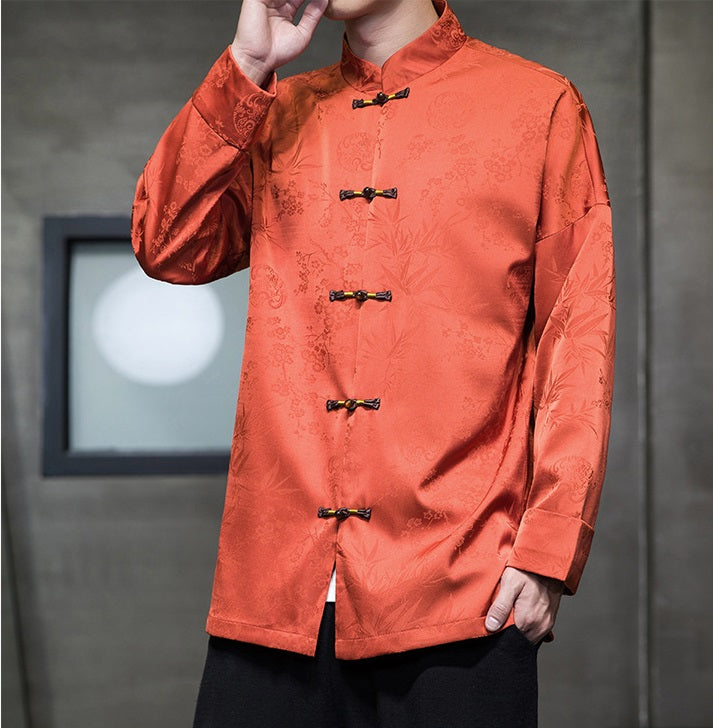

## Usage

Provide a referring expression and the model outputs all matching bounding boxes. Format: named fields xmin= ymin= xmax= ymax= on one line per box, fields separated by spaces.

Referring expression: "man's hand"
xmin=231 ymin=0 xmax=329 ymax=87
xmin=485 ymin=566 xmax=564 ymax=645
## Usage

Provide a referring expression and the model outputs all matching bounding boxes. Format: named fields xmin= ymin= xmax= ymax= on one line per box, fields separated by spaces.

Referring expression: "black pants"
xmin=193 ymin=604 xmax=539 ymax=728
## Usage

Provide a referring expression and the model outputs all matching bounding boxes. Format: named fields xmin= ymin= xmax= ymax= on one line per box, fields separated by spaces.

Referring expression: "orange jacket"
xmin=132 ymin=0 xmax=615 ymax=659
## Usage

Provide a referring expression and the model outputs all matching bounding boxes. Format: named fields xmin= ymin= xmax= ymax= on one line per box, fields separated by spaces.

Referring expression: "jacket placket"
xmin=318 ymin=85 xmax=411 ymax=587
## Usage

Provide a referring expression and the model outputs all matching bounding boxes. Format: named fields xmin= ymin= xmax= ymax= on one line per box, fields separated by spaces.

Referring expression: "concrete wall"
xmin=649 ymin=2 xmax=713 ymax=725
xmin=1 ymin=1 xmax=710 ymax=726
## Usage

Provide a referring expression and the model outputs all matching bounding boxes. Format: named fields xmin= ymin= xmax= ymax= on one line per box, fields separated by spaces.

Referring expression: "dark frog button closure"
xmin=339 ymin=186 xmax=398 ymax=202
xmin=326 ymin=398 xmax=381 ymax=412
xmin=318 ymin=507 xmax=372 ymax=521
xmin=329 ymin=289 xmax=392 ymax=302
xmin=352 ymin=87 xmax=410 ymax=109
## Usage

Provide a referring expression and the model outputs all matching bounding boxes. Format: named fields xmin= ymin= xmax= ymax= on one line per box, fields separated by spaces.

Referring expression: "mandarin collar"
xmin=340 ymin=0 xmax=467 ymax=94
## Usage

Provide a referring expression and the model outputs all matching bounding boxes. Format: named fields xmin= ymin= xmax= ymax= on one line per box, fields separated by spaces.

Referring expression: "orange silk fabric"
xmin=132 ymin=0 xmax=615 ymax=659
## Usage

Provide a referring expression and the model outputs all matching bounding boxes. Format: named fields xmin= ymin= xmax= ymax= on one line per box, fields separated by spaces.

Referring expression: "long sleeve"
xmin=131 ymin=48 xmax=276 ymax=284
xmin=507 ymin=82 xmax=616 ymax=594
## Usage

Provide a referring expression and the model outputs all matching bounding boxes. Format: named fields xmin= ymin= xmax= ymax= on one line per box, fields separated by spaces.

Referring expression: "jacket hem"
xmin=334 ymin=613 xmax=517 ymax=660
xmin=207 ymin=611 xmax=518 ymax=660
xmin=206 ymin=615 xmax=318 ymax=657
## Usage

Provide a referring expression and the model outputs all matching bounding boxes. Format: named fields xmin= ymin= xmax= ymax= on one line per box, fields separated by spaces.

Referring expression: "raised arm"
xmin=131 ymin=0 xmax=327 ymax=284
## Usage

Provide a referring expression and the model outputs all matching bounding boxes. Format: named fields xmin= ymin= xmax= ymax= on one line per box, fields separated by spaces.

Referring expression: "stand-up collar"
xmin=340 ymin=0 xmax=467 ymax=93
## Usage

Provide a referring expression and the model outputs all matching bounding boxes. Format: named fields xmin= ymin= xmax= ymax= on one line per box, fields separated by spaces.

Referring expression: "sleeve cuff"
xmin=191 ymin=46 xmax=277 ymax=150
xmin=506 ymin=508 xmax=594 ymax=595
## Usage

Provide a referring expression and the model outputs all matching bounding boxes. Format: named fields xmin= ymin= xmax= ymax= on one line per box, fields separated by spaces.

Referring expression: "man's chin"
xmin=323 ymin=0 xmax=378 ymax=22
xmin=323 ymin=4 xmax=350 ymax=22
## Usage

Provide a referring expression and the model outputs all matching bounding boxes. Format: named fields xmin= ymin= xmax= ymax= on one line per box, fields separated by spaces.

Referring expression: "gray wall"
xmin=650 ymin=3 xmax=713 ymax=724
xmin=1 ymin=1 xmax=711 ymax=726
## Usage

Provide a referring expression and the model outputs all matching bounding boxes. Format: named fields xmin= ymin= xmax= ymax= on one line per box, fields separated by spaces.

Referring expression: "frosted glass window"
xmin=68 ymin=242 xmax=248 ymax=453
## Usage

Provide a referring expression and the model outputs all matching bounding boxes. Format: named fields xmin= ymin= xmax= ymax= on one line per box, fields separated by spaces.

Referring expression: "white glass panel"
xmin=68 ymin=242 xmax=248 ymax=452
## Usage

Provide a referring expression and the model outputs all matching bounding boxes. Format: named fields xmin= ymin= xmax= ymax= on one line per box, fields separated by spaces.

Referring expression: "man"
xmin=132 ymin=0 xmax=615 ymax=725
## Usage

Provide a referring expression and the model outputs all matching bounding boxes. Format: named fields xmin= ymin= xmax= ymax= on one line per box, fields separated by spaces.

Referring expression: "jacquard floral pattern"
xmin=431 ymin=6 xmax=468 ymax=50
xmin=270 ymin=179 xmax=305 ymax=220
xmin=553 ymin=455 xmax=595 ymax=504
xmin=483 ymin=146 xmax=521 ymax=183
xmin=427 ymin=90 xmax=472 ymax=130
xmin=337 ymin=132 xmax=375 ymax=172
xmin=233 ymin=92 xmax=270 ymax=138
xmin=249 ymin=264 xmax=286 ymax=309
xmin=408 ymin=133 xmax=434 ymax=161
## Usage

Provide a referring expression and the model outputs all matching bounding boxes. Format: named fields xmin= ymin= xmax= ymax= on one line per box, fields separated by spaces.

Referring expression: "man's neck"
xmin=344 ymin=0 xmax=439 ymax=68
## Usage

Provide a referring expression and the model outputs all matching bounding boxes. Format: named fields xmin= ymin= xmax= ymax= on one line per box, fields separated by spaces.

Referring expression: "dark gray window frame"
xmin=42 ymin=216 xmax=230 ymax=476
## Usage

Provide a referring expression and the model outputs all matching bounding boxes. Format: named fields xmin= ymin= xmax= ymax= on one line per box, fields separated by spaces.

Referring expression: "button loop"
xmin=352 ymin=87 xmax=410 ymax=109
xmin=318 ymin=507 xmax=372 ymax=521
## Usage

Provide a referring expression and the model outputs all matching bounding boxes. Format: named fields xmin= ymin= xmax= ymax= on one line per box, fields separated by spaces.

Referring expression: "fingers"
xmin=296 ymin=0 xmax=328 ymax=36
xmin=485 ymin=569 xmax=523 ymax=632
xmin=510 ymin=569 xmax=563 ymax=643
xmin=514 ymin=602 xmax=556 ymax=644
xmin=233 ymin=0 xmax=326 ymax=81
xmin=485 ymin=566 xmax=563 ymax=645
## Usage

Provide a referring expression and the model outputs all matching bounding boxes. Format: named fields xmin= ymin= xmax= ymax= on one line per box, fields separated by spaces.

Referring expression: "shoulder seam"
xmin=465 ymin=37 xmax=571 ymax=90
